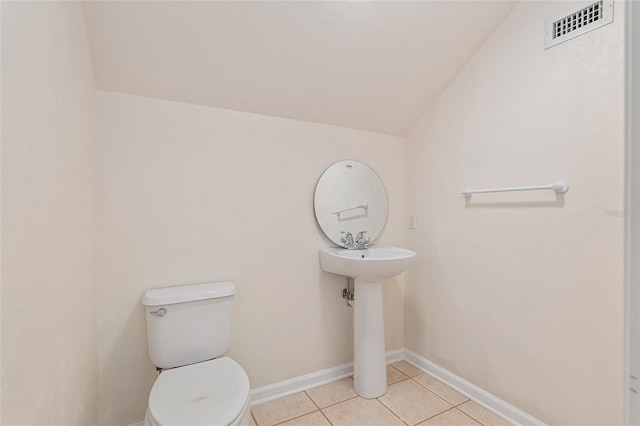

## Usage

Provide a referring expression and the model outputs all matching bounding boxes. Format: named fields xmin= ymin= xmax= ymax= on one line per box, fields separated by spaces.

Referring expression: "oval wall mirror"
xmin=314 ymin=160 xmax=388 ymax=248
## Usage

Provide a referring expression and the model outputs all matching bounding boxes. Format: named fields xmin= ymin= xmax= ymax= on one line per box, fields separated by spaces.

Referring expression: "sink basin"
xmin=319 ymin=246 xmax=416 ymax=282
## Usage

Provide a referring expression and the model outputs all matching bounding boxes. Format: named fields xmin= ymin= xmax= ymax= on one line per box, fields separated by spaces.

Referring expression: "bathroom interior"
xmin=2 ymin=0 xmax=639 ymax=425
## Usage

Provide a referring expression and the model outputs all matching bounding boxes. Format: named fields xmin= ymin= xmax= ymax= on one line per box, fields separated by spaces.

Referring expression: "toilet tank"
xmin=141 ymin=281 xmax=236 ymax=369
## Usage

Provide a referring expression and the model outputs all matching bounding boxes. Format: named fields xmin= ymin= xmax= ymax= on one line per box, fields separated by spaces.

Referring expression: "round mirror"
xmin=314 ymin=160 xmax=388 ymax=248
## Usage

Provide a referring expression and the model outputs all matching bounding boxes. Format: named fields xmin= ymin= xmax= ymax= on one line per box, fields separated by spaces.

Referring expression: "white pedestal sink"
xmin=319 ymin=246 xmax=416 ymax=398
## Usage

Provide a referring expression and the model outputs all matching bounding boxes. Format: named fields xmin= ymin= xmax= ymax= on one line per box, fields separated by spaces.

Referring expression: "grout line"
xmin=391 ymin=361 xmax=423 ymax=378
xmin=455 ymin=398 xmax=470 ymax=407
xmin=408 ymin=374 xmax=470 ymax=408
xmin=271 ymin=403 xmax=319 ymax=426
xmin=303 ymin=390 xmax=335 ymax=426
xmin=420 ymin=406 xmax=460 ymax=424
xmin=304 ymin=389 xmax=322 ymax=411
xmin=303 ymin=378 xmax=360 ymax=410
xmin=387 ymin=364 xmax=410 ymax=384
xmin=272 ymin=410 xmax=318 ymax=426
xmin=407 ymin=376 xmax=455 ymax=409
xmin=389 ymin=376 xmax=411 ymax=386
xmin=251 ymin=410 xmax=258 ymax=426
xmin=424 ymin=406 xmax=455 ymax=420
xmin=457 ymin=401 xmax=494 ymax=426
xmin=378 ymin=380 xmax=453 ymax=426
xmin=456 ymin=406 xmax=485 ymax=426
xmin=319 ymin=394 xmax=359 ymax=410
xmin=375 ymin=397 xmax=411 ymax=426
xmin=317 ymin=407 xmax=334 ymax=426
xmin=260 ymin=392 xmax=319 ymax=426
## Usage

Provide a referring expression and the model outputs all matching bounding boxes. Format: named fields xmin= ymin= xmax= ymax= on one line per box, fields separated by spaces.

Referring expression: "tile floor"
xmin=250 ymin=361 xmax=512 ymax=426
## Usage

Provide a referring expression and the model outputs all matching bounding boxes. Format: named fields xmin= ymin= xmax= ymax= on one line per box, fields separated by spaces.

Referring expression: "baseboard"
xmin=404 ymin=349 xmax=547 ymax=426
xmin=249 ymin=348 xmax=404 ymax=406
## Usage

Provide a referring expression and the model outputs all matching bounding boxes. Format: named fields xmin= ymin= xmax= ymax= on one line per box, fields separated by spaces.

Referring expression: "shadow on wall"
xmin=100 ymin=303 xmax=158 ymax=425
xmin=317 ymin=269 xmax=356 ymax=356
xmin=464 ymin=194 xmax=566 ymax=209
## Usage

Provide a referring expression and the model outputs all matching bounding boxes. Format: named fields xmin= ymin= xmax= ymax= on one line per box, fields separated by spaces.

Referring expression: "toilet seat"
xmin=147 ymin=357 xmax=250 ymax=426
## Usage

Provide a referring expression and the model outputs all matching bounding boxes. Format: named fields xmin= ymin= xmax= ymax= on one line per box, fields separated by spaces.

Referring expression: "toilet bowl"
xmin=145 ymin=357 xmax=251 ymax=426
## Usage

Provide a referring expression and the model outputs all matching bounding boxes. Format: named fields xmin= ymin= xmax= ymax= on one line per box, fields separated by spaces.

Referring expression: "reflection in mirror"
xmin=314 ymin=160 xmax=388 ymax=248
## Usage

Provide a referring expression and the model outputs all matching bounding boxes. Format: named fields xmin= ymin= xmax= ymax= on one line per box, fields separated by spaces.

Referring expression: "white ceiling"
xmin=82 ymin=1 xmax=516 ymax=136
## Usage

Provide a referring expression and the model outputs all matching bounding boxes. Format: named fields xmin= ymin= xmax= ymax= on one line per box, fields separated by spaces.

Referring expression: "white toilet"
xmin=141 ymin=281 xmax=251 ymax=426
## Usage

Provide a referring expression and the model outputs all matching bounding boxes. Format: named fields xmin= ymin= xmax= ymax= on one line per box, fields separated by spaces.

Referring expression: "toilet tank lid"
xmin=141 ymin=281 xmax=236 ymax=306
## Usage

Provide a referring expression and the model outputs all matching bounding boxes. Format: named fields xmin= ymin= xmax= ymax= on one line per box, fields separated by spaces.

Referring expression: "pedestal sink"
xmin=319 ymin=246 xmax=416 ymax=398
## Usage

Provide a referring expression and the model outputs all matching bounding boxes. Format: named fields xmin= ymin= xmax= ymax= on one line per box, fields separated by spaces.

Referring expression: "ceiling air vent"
xmin=544 ymin=0 xmax=613 ymax=49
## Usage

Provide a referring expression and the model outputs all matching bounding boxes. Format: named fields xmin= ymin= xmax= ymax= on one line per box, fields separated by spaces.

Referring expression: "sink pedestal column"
xmin=353 ymin=279 xmax=387 ymax=398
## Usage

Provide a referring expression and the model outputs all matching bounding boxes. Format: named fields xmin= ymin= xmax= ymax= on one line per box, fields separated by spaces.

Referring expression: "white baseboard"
xmin=404 ymin=349 xmax=547 ymax=426
xmin=385 ymin=347 xmax=405 ymax=364
xmin=249 ymin=348 xmax=404 ymax=406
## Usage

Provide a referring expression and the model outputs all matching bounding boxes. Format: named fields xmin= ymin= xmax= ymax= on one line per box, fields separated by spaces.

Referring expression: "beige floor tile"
xmin=412 ymin=374 xmax=468 ymax=405
xmin=378 ymin=379 xmax=452 ymax=425
xmin=277 ymin=411 xmax=331 ymax=426
xmin=251 ymin=412 xmax=257 ymax=426
xmin=387 ymin=365 xmax=408 ymax=385
xmin=418 ymin=408 xmax=482 ymax=425
xmin=322 ymin=396 xmax=405 ymax=426
xmin=305 ymin=378 xmax=357 ymax=408
xmin=391 ymin=360 xmax=423 ymax=377
xmin=458 ymin=401 xmax=512 ymax=426
xmin=252 ymin=392 xmax=317 ymax=426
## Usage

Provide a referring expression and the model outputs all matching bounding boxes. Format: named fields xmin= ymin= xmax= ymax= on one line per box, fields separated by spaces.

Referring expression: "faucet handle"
xmin=340 ymin=231 xmax=354 ymax=247
xmin=354 ymin=231 xmax=370 ymax=249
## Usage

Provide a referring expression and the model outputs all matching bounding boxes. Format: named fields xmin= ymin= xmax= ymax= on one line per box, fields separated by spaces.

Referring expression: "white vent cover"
xmin=544 ymin=0 xmax=613 ymax=49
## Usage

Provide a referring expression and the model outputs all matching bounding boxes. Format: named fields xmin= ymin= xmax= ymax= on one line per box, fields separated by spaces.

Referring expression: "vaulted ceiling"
xmin=82 ymin=1 xmax=516 ymax=136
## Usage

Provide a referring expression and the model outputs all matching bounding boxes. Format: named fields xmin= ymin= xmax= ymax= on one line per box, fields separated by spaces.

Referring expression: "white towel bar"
xmin=461 ymin=181 xmax=569 ymax=198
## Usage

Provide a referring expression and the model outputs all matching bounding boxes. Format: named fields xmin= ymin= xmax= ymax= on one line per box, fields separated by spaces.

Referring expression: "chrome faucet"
xmin=340 ymin=231 xmax=354 ymax=248
xmin=353 ymin=231 xmax=370 ymax=249
xmin=340 ymin=231 xmax=370 ymax=250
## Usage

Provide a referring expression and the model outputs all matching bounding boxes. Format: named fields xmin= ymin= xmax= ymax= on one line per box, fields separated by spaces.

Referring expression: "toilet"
xmin=141 ymin=281 xmax=251 ymax=426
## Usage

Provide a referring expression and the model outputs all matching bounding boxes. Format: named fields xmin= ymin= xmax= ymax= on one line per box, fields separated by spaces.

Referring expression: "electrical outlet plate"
xmin=408 ymin=213 xmax=417 ymax=229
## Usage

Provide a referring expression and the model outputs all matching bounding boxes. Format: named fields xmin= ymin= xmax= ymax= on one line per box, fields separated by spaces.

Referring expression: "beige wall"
xmin=404 ymin=1 xmax=625 ymax=425
xmin=1 ymin=2 xmax=98 ymax=424
xmin=96 ymin=90 xmax=405 ymax=425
